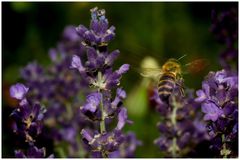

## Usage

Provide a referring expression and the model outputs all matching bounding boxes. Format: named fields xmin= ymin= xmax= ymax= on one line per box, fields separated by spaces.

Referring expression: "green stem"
xmin=99 ymin=93 xmax=107 ymax=158
xmin=221 ymin=134 xmax=231 ymax=158
xmin=172 ymin=138 xmax=178 ymax=158
xmin=97 ymin=71 xmax=107 ymax=158
xmin=169 ymin=97 xmax=180 ymax=157
xmin=171 ymin=101 xmax=178 ymax=126
xmin=99 ymin=92 xmax=106 ymax=133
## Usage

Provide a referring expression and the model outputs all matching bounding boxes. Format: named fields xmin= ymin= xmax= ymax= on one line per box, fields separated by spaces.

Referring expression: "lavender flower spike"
xmin=72 ymin=7 xmax=140 ymax=157
xmin=9 ymin=80 xmax=53 ymax=157
xmin=10 ymin=83 xmax=29 ymax=100
xmin=195 ymin=69 xmax=238 ymax=157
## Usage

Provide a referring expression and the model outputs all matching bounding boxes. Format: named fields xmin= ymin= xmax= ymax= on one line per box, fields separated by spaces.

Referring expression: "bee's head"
xmin=162 ymin=59 xmax=181 ymax=74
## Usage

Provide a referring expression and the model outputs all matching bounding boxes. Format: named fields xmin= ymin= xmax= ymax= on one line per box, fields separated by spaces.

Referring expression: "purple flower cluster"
xmin=8 ymin=7 xmax=140 ymax=158
xmin=9 ymin=83 xmax=53 ymax=158
xmin=210 ymin=7 xmax=238 ymax=70
xmin=153 ymin=83 xmax=209 ymax=157
xmin=70 ymin=7 xmax=140 ymax=158
xmin=19 ymin=25 xmax=90 ymax=157
xmin=15 ymin=145 xmax=54 ymax=158
xmin=195 ymin=69 xmax=238 ymax=157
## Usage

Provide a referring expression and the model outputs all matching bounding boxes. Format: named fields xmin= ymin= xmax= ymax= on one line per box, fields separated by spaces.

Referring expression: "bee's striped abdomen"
xmin=158 ymin=72 xmax=176 ymax=102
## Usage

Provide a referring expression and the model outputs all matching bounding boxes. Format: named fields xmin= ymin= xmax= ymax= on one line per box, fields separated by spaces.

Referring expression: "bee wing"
xmin=183 ymin=59 xmax=209 ymax=74
xmin=140 ymin=68 xmax=163 ymax=79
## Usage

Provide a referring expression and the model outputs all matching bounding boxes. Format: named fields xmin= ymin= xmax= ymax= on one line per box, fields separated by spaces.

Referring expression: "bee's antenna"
xmin=177 ymin=54 xmax=187 ymax=61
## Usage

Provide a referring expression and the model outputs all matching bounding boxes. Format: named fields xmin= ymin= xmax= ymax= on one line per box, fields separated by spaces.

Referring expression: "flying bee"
xmin=140 ymin=55 xmax=208 ymax=103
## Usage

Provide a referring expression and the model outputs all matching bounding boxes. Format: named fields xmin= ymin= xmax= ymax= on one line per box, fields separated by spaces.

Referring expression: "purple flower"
xmin=116 ymin=108 xmax=128 ymax=130
xmin=10 ymin=83 xmax=29 ymax=100
xmin=15 ymin=145 xmax=53 ymax=158
xmin=202 ymin=102 xmax=224 ymax=121
xmin=153 ymin=87 xmax=209 ymax=157
xmin=105 ymin=50 xmax=120 ymax=66
xmin=116 ymin=64 xmax=130 ymax=75
xmin=81 ymin=129 xmax=125 ymax=157
xmin=109 ymin=132 xmax=142 ymax=158
xmin=195 ymin=83 xmax=209 ymax=103
xmin=18 ymin=24 xmax=90 ymax=157
xmin=81 ymin=129 xmax=93 ymax=142
xmin=10 ymin=103 xmax=45 ymax=142
xmin=72 ymin=7 xmax=139 ymax=158
xmin=210 ymin=7 xmax=238 ymax=71
xmin=62 ymin=25 xmax=79 ymax=41
xmin=82 ymin=92 xmax=101 ymax=113
xmin=70 ymin=55 xmax=85 ymax=72
xmin=111 ymin=88 xmax=126 ymax=108
xmin=195 ymin=69 xmax=238 ymax=157
xmin=196 ymin=70 xmax=238 ymax=119
xmin=20 ymin=62 xmax=44 ymax=81
xmin=210 ymin=8 xmax=237 ymax=47
xmin=76 ymin=7 xmax=115 ymax=47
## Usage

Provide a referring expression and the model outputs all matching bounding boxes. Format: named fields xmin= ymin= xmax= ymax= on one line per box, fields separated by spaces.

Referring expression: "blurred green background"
xmin=2 ymin=2 xmax=237 ymax=157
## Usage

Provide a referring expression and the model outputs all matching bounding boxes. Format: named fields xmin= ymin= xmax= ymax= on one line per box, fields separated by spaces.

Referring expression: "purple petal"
xmin=111 ymin=97 xmax=120 ymax=108
xmin=19 ymin=98 xmax=28 ymax=106
xmin=47 ymin=154 xmax=54 ymax=158
xmin=102 ymin=26 xmax=116 ymax=42
xmin=117 ymin=64 xmax=130 ymax=75
xmin=63 ymin=25 xmax=79 ymax=41
xmin=201 ymin=102 xmax=223 ymax=121
xmin=178 ymin=132 xmax=191 ymax=149
xmin=105 ymin=50 xmax=120 ymax=66
xmin=83 ymin=103 xmax=97 ymax=113
xmin=15 ymin=150 xmax=26 ymax=158
xmin=99 ymin=18 xmax=109 ymax=33
xmin=27 ymin=146 xmax=46 ymax=158
xmin=223 ymin=102 xmax=235 ymax=116
xmin=70 ymin=55 xmax=85 ymax=72
xmin=86 ymin=92 xmax=101 ymax=104
xmin=83 ymin=92 xmax=101 ymax=112
xmin=83 ymin=30 xmax=97 ymax=43
xmin=224 ymin=76 xmax=238 ymax=88
xmin=60 ymin=127 xmax=76 ymax=143
xmin=90 ymin=19 xmax=100 ymax=33
xmin=204 ymin=114 xmax=219 ymax=122
xmin=10 ymin=83 xmax=29 ymax=100
xmin=202 ymin=83 xmax=210 ymax=96
xmin=81 ymin=129 xmax=93 ymax=142
xmin=116 ymin=108 xmax=128 ymax=130
xmin=96 ymin=55 xmax=105 ymax=67
xmin=105 ymin=72 xmax=121 ymax=89
xmin=76 ymin=25 xmax=88 ymax=37
xmin=195 ymin=90 xmax=206 ymax=102
xmin=48 ymin=48 xmax=58 ymax=62
xmin=117 ymin=88 xmax=126 ymax=99
xmin=87 ymin=47 xmax=98 ymax=63
xmin=215 ymin=70 xmax=226 ymax=83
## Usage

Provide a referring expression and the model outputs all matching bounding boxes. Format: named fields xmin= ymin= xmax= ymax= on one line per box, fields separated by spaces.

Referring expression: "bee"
xmin=140 ymin=55 xmax=207 ymax=103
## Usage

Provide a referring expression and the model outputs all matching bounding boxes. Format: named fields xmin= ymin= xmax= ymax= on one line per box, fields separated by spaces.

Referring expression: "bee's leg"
xmin=176 ymin=81 xmax=185 ymax=97
xmin=179 ymin=86 xmax=185 ymax=97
